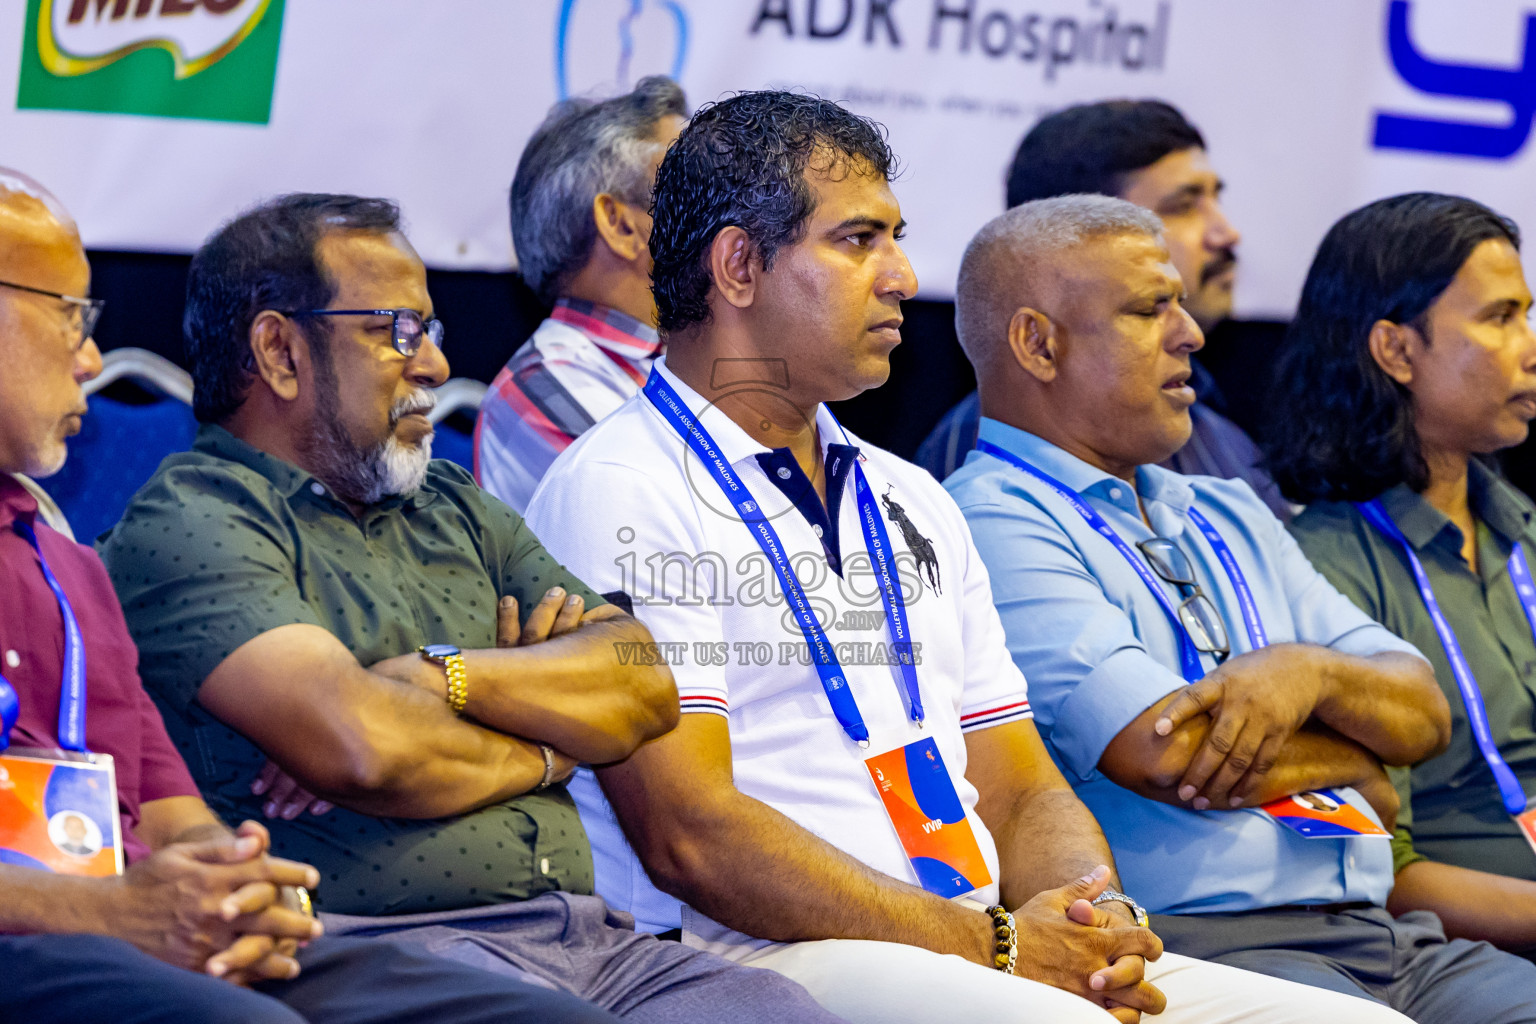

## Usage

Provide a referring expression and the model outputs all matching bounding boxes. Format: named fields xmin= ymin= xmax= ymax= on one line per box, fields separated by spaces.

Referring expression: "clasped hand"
xmin=1013 ymin=865 xmax=1166 ymax=1023
xmin=1152 ymin=645 xmax=1324 ymax=811
xmin=115 ymin=819 xmax=321 ymax=985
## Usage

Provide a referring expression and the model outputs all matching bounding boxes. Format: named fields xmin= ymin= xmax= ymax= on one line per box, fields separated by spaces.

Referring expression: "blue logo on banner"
xmin=555 ymin=0 xmax=689 ymax=101
xmin=1373 ymin=0 xmax=1536 ymax=160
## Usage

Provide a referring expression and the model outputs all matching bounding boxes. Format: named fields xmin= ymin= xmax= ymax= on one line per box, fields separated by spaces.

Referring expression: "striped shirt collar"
xmin=551 ymin=297 xmax=663 ymax=360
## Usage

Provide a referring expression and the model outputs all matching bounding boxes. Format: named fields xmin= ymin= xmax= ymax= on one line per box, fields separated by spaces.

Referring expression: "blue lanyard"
xmin=1356 ymin=500 xmax=1527 ymax=816
xmin=644 ymin=371 xmax=922 ymax=746
xmin=1187 ymin=507 xmax=1269 ymax=650
xmin=0 ymin=521 xmax=87 ymax=754
xmin=975 ymin=440 xmax=1266 ymax=682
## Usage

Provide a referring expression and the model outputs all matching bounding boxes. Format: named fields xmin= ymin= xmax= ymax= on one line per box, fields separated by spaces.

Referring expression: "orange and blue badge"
xmin=1261 ymin=789 xmax=1390 ymax=839
xmin=865 ymin=737 xmax=992 ymax=897
xmin=0 ymin=747 xmax=121 ymax=876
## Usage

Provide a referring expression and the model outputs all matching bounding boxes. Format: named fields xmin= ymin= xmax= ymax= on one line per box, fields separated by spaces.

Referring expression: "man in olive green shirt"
xmin=1293 ymin=470 xmax=1536 ymax=904
xmin=100 ymin=193 xmax=847 ymax=1024
xmin=1273 ymin=191 xmax=1536 ymax=960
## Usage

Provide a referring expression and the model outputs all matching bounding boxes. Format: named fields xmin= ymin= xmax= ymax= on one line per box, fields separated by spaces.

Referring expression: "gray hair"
xmin=956 ymin=193 xmax=1162 ymax=370
xmin=510 ymin=76 xmax=688 ymax=303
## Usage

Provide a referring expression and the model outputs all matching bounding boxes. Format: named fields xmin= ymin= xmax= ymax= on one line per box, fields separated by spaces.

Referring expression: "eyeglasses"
xmin=1136 ymin=537 xmax=1230 ymax=663
xmin=284 ymin=308 xmax=445 ymax=357
xmin=0 ymin=278 xmax=105 ymax=345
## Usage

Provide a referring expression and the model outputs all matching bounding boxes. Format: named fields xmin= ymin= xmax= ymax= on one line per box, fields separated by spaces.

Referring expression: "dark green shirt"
xmin=99 ymin=425 xmax=602 ymax=914
xmin=1290 ymin=463 xmax=1536 ymax=882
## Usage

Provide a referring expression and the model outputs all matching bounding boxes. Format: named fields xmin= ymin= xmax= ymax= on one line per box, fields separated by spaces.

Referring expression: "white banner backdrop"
xmin=3 ymin=0 xmax=1535 ymax=316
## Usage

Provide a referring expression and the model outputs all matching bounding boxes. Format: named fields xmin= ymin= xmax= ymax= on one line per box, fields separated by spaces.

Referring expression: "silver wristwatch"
xmin=1092 ymin=887 xmax=1149 ymax=927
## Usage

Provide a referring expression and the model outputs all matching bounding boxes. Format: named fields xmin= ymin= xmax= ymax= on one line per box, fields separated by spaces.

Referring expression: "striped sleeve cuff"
xmin=958 ymin=698 xmax=1033 ymax=733
xmin=679 ymin=693 xmax=730 ymax=717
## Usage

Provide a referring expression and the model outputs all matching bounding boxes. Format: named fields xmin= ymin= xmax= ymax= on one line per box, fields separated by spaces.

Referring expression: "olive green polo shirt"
xmin=1290 ymin=462 xmax=1536 ymax=882
xmin=99 ymin=424 xmax=604 ymax=915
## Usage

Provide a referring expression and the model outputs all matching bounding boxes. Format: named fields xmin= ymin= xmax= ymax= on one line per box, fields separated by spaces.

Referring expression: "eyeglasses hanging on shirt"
xmin=1137 ymin=537 xmax=1231 ymax=664
xmin=975 ymin=439 xmax=1267 ymax=683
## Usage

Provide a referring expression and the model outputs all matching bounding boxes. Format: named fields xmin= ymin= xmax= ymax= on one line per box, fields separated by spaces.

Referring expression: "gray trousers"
xmin=0 ymin=934 xmax=621 ymax=1024
xmin=1151 ymin=906 xmax=1536 ymax=1023
xmin=322 ymin=892 xmax=846 ymax=1024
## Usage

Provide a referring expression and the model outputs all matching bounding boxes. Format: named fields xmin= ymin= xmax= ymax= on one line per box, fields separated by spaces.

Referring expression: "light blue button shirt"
xmin=945 ymin=419 xmax=1421 ymax=914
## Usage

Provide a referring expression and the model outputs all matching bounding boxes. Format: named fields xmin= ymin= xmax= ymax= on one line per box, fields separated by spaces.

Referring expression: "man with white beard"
xmin=98 ymin=194 xmax=847 ymax=1024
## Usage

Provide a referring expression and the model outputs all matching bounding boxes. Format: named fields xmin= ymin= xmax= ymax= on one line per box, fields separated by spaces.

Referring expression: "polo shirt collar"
xmin=552 ymin=298 xmax=663 ymax=360
xmin=0 ymin=473 xmax=39 ymax=530
xmin=192 ymin=424 xmax=438 ymax=512
xmin=1471 ymin=460 xmax=1536 ymax=546
xmin=1375 ymin=461 xmax=1536 ymax=553
xmin=650 ymin=357 xmax=851 ymax=468
xmin=975 ymin=417 xmax=1194 ymax=517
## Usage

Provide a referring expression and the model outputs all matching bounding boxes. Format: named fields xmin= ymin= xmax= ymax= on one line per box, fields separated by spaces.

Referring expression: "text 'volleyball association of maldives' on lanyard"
xmin=0 ymin=521 xmax=88 ymax=754
xmin=643 ymin=370 xmax=923 ymax=747
xmin=1356 ymin=500 xmax=1529 ymax=818
xmin=975 ymin=439 xmax=1268 ymax=681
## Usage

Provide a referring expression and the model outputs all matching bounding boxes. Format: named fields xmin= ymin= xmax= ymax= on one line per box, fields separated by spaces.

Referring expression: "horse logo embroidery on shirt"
xmin=881 ymin=487 xmax=942 ymax=595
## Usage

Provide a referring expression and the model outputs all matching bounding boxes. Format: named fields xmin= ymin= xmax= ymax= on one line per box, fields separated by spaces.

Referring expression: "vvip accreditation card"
xmin=0 ymin=747 xmax=122 ymax=876
xmin=865 ymin=736 xmax=992 ymax=898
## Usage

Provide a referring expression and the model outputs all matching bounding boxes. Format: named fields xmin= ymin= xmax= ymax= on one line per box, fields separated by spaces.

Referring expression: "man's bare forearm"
xmin=1311 ymin=649 xmax=1449 ymax=764
xmin=322 ymin=682 xmax=558 ymax=817
xmin=0 ymin=866 xmax=118 ymax=936
xmin=988 ymin=786 xmax=1119 ymax=911
xmin=1227 ymin=725 xmax=1387 ymax=809
xmin=596 ymin=760 xmax=995 ymax=963
xmin=1389 ymin=858 xmax=1536 ymax=949
xmin=966 ymin=721 xmax=1121 ymax=910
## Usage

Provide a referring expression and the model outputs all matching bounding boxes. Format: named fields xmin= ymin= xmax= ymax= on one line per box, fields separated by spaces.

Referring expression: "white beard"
xmin=363 ymin=430 xmax=433 ymax=504
xmin=305 ymin=386 xmax=437 ymax=505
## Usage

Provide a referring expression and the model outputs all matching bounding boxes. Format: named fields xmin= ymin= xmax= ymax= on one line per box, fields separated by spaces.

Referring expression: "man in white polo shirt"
xmin=526 ymin=91 xmax=1410 ymax=1024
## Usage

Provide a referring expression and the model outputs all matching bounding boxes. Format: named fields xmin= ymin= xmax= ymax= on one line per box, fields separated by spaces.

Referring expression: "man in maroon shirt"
xmin=0 ymin=170 xmax=627 ymax=1024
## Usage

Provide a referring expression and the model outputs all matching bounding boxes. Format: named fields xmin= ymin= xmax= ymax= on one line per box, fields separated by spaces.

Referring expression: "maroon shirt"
xmin=0 ymin=476 xmax=199 ymax=863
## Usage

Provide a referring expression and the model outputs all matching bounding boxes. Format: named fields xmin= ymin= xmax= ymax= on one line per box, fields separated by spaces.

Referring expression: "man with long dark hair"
xmin=1277 ymin=193 xmax=1536 ymax=958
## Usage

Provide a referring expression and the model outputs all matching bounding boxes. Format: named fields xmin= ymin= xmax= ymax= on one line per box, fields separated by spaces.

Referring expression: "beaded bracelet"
xmin=986 ymin=904 xmax=1018 ymax=974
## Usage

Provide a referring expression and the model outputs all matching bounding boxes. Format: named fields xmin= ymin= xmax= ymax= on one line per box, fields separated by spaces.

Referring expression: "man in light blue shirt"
xmin=946 ymin=195 xmax=1536 ymax=1019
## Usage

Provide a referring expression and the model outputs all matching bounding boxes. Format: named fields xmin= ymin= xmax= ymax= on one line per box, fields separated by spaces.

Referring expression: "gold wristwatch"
xmin=418 ymin=644 xmax=468 ymax=714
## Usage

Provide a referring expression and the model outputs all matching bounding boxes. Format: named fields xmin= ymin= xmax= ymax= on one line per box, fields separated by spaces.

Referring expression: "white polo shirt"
xmin=525 ymin=358 xmax=1032 ymax=957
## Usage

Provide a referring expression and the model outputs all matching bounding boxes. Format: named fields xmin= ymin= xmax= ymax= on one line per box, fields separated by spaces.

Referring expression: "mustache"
xmin=1200 ymin=250 xmax=1238 ymax=285
xmin=389 ymin=389 xmax=438 ymax=427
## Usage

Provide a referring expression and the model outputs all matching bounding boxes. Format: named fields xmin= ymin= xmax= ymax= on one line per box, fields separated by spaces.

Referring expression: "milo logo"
xmin=17 ymin=0 xmax=286 ymax=123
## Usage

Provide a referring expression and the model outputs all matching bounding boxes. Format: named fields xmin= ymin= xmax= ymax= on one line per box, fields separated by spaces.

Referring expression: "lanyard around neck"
xmin=1356 ymin=499 xmax=1527 ymax=815
xmin=975 ymin=439 xmax=1267 ymax=682
xmin=644 ymin=370 xmax=922 ymax=746
xmin=0 ymin=521 xmax=88 ymax=753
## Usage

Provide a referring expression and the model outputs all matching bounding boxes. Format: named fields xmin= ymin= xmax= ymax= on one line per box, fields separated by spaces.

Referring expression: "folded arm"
xmin=1145 ymin=643 xmax=1445 ymax=812
xmin=200 ymin=621 xmax=592 ymax=818
xmin=373 ymin=601 xmax=677 ymax=764
xmin=1101 ymin=693 xmax=1401 ymax=827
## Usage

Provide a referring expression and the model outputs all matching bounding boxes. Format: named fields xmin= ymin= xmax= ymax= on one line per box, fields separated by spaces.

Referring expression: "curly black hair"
xmin=649 ymin=90 xmax=896 ymax=335
xmin=1265 ymin=192 xmax=1519 ymax=503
